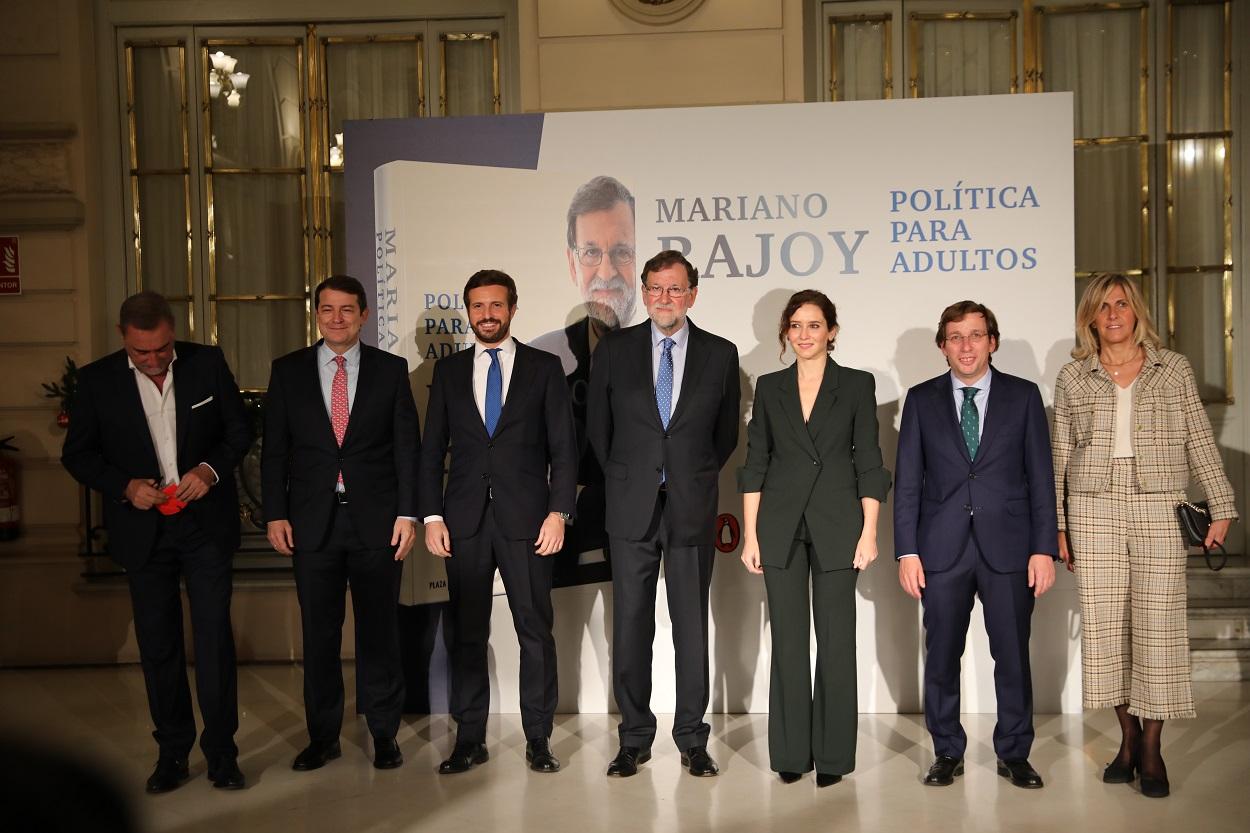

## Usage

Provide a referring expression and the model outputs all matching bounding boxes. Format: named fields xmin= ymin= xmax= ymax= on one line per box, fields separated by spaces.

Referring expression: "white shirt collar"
xmin=650 ymin=320 xmax=690 ymax=348
xmin=474 ymin=337 xmax=517 ymax=359
xmin=127 ymin=348 xmax=178 ymax=374
xmin=318 ymin=340 xmax=361 ymax=366
xmin=950 ymin=365 xmax=992 ymax=394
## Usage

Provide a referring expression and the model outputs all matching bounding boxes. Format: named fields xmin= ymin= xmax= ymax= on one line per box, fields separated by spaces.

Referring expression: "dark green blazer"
xmin=737 ymin=358 xmax=891 ymax=571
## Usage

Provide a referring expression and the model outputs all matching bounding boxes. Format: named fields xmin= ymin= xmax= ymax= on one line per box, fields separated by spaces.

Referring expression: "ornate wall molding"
xmin=0 ymin=123 xmax=83 ymax=229
xmin=609 ymin=0 xmax=707 ymax=26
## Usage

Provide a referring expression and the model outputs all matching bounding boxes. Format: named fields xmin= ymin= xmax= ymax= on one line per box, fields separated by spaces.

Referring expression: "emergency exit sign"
xmin=0 ymin=235 xmax=19 ymax=295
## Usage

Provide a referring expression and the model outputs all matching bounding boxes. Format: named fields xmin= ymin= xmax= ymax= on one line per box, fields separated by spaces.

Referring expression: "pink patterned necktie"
xmin=331 ymin=355 xmax=349 ymax=485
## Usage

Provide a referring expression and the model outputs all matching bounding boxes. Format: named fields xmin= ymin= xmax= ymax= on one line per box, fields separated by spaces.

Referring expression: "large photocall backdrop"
xmin=347 ymin=94 xmax=1078 ymax=714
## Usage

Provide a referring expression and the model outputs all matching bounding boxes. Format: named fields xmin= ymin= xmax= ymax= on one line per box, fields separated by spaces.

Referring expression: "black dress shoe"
xmin=680 ymin=746 xmax=719 ymax=777
xmin=606 ymin=746 xmax=651 ymax=777
xmin=372 ymin=737 xmax=403 ymax=770
xmin=923 ymin=756 xmax=964 ymax=786
xmin=778 ymin=771 xmax=802 ymax=784
xmin=997 ymin=758 xmax=1044 ymax=789
xmin=292 ymin=740 xmax=341 ymax=772
xmin=439 ymin=742 xmax=488 ymax=774
xmin=207 ymin=756 xmax=245 ymax=790
xmin=145 ymin=757 xmax=189 ymax=794
xmin=1102 ymin=757 xmax=1137 ymax=784
xmin=816 ymin=772 xmax=842 ymax=787
xmin=525 ymin=739 xmax=561 ymax=773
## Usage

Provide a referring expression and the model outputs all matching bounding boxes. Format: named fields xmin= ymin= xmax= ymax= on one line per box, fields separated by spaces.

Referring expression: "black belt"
xmin=335 ymin=491 xmax=349 ymax=505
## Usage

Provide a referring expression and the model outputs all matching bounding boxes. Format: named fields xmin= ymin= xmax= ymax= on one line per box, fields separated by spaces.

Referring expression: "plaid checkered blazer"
xmin=1052 ymin=342 xmax=1236 ymax=527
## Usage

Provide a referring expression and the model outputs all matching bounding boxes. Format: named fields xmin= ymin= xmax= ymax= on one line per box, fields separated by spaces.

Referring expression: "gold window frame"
xmin=199 ymin=37 xmax=312 ymax=350
xmin=314 ymin=32 xmax=426 ymax=278
xmin=1164 ymin=0 xmax=1233 ymax=402
xmin=1035 ymin=2 xmax=1151 ymax=288
xmin=438 ymin=31 xmax=501 ymax=117
xmin=828 ymin=13 xmax=895 ymax=102
xmin=123 ymin=40 xmax=196 ymax=337
xmin=907 ymin=11 xmax=1020 ymax=98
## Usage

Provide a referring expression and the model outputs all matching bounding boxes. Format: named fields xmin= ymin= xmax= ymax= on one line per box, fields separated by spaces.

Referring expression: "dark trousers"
xmin=921 ymin=535 xmax=1036 ymax=760
xmin=445 ymin=502 xmax=557 ymax=743
xmin=610 ymin=490 xmax=714 ymax=751
xmin=763 ymin=538 xmax=858 ymax=775
xmin=293 ymin=503 xmax=404 ymax=743
xmin=125 ymin=512 xmax=237 ymax=762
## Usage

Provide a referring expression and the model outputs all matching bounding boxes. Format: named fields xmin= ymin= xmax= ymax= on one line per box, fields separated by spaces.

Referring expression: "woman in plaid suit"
xmin=1052 ymin=273 xmax=1236 ymax=798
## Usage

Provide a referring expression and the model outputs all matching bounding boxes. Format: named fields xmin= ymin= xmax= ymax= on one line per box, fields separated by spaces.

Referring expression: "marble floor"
xmin=1 ymin=664 xmax=1247 ymax=833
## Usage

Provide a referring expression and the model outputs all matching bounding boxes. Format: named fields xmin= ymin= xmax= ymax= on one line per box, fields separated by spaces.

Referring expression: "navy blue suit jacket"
xmin=893 ymin=367 xmax=1057 ymax=572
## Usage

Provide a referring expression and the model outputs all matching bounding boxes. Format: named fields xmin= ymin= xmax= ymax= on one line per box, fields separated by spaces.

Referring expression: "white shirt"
xmin=128 ymin=351 xmax=219 ymax=488
xmin=130 ymin=352 xmax=181 ymax=488
xmin=1112 ymin=379 xmax=1136 ymax=458
xmin=472 ymin=337 xmax=516 ymax=421
xmin=651 ymin=320 xmax=690 ymax=411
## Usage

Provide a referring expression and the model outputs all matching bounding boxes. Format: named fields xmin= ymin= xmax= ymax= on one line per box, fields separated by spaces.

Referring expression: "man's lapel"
xmin=495 ymin=339 xmax=535 ymax=434
xmin=930 ymin=373 xmax=972 ymax=465
xmin=668 ymin=321 xmax=710 ymax=429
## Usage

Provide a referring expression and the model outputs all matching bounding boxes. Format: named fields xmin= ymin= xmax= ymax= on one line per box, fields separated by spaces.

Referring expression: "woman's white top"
xmin=1112 ymin=378 xmax=1136 ymax=458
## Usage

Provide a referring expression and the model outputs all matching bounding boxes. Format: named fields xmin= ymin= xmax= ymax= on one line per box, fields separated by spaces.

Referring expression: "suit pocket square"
xmin=191 ymin=396 xmax=214 ymax=410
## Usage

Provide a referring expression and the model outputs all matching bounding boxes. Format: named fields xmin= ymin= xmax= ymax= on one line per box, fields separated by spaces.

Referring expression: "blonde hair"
xmin=1072 ymin=273 xmax=1160 ymax=360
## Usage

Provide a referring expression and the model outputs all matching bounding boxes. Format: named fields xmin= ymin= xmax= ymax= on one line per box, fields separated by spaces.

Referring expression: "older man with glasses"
xmin=587 ymin=250 xmax=740 ymax=779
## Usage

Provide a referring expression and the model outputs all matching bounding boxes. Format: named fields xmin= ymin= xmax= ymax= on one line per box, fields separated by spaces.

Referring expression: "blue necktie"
xmin=656 ymin=337 xmax=674 ymax=429
xmin=485 ymin=348 xmax=502 ymax=437
xmin=960 ymin=386 xmax=980 ymax=459
xmin=656 ymin=338 xmax=674 ymax=484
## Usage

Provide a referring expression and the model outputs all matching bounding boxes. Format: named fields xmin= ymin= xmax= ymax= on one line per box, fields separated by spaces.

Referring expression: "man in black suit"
xmin=530 ymin=175 xmax=638 ymax=587
xmin=420 ymin=269 xmax=578 ymax=774
xmin=62 ymin=291 xmax=251 ymax=793
xmin=894 ymin=300 xmax=1057 ymax=789
xmin=588 ymin=250 xmax=740 ymax=778
xmin=262 ymin=275 xmax=420 ymax=772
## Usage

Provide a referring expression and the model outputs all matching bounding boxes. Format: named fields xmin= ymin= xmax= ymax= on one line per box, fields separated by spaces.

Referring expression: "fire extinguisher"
xmin=0 ymin=436 xmax=20 ymax=542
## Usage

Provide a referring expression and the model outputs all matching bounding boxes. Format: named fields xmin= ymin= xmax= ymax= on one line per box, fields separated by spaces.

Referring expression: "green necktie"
xmin=960 ymin=386 xmax=980 ymax=459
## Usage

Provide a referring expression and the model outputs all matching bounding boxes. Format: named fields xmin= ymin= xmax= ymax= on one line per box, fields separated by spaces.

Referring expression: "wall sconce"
xmin=208 ymin=50 xmax=250 ymax=108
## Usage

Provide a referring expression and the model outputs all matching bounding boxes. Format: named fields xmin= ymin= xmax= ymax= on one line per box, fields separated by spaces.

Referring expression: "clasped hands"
xmin=124 ymin=464 xmax=215 ymax=510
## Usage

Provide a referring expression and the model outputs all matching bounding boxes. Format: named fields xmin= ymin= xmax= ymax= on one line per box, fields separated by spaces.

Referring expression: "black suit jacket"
xmin=587 ymin=319 xmax=740 ymax=546
xmin=418 ymin=339 xmax=578 ymax=540
xmin=737 ymin=359 xmax=891 ymax=571
xmin=261 ymin=341 xmax=420 ymax=550
xmin=61 ymin=342 xmax=251 ymax=569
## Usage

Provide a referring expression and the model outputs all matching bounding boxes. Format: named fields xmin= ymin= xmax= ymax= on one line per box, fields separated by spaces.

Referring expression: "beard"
xmin=471 ymin=318 xmax=510 ymax=344
xmin=582 ymin=274 xmax=636 ymax=329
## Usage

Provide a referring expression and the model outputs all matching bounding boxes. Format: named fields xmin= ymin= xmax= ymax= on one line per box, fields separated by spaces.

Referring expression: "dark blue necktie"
xmin=656 ymin=337 xmax=674 ymax=429
xmin=485 ymin=348 xmax=502 ymax=436
xmin=960 ymin=386 xmax=979 ymax=459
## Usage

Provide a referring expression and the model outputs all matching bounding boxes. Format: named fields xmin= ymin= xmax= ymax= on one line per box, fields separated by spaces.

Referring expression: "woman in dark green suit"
xmin=738 ymin=289 xmax=891 ymax=786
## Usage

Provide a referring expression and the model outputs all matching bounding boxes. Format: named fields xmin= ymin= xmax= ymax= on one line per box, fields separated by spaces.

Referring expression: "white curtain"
xmin=918 ymin=18 xmax=1013 ymax=97
xmin=839 ymin=20 xmax=889 ymax=101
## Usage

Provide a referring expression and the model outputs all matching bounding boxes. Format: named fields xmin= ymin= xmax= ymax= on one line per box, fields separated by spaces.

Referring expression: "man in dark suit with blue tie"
xmin=893 ymin=300 xmax=1057 ymax=789
xmin=420 ymin=270 xmax=578 ymax=774
xmin=587 ymin=250 xmax=741 ymax=778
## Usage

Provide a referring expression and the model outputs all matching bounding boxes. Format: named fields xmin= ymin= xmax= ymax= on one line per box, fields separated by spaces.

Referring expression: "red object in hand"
xmin=157 ymin=483 xmax=187 ymax=516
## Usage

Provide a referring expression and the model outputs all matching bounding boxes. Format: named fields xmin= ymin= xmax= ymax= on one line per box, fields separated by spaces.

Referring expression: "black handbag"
xmin=1176 ymin=500 xmax=1227 ymax=571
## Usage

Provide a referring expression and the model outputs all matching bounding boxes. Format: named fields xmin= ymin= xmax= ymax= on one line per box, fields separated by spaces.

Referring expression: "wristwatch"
xmin=552 ymin=511 xmax=572 ymax=522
